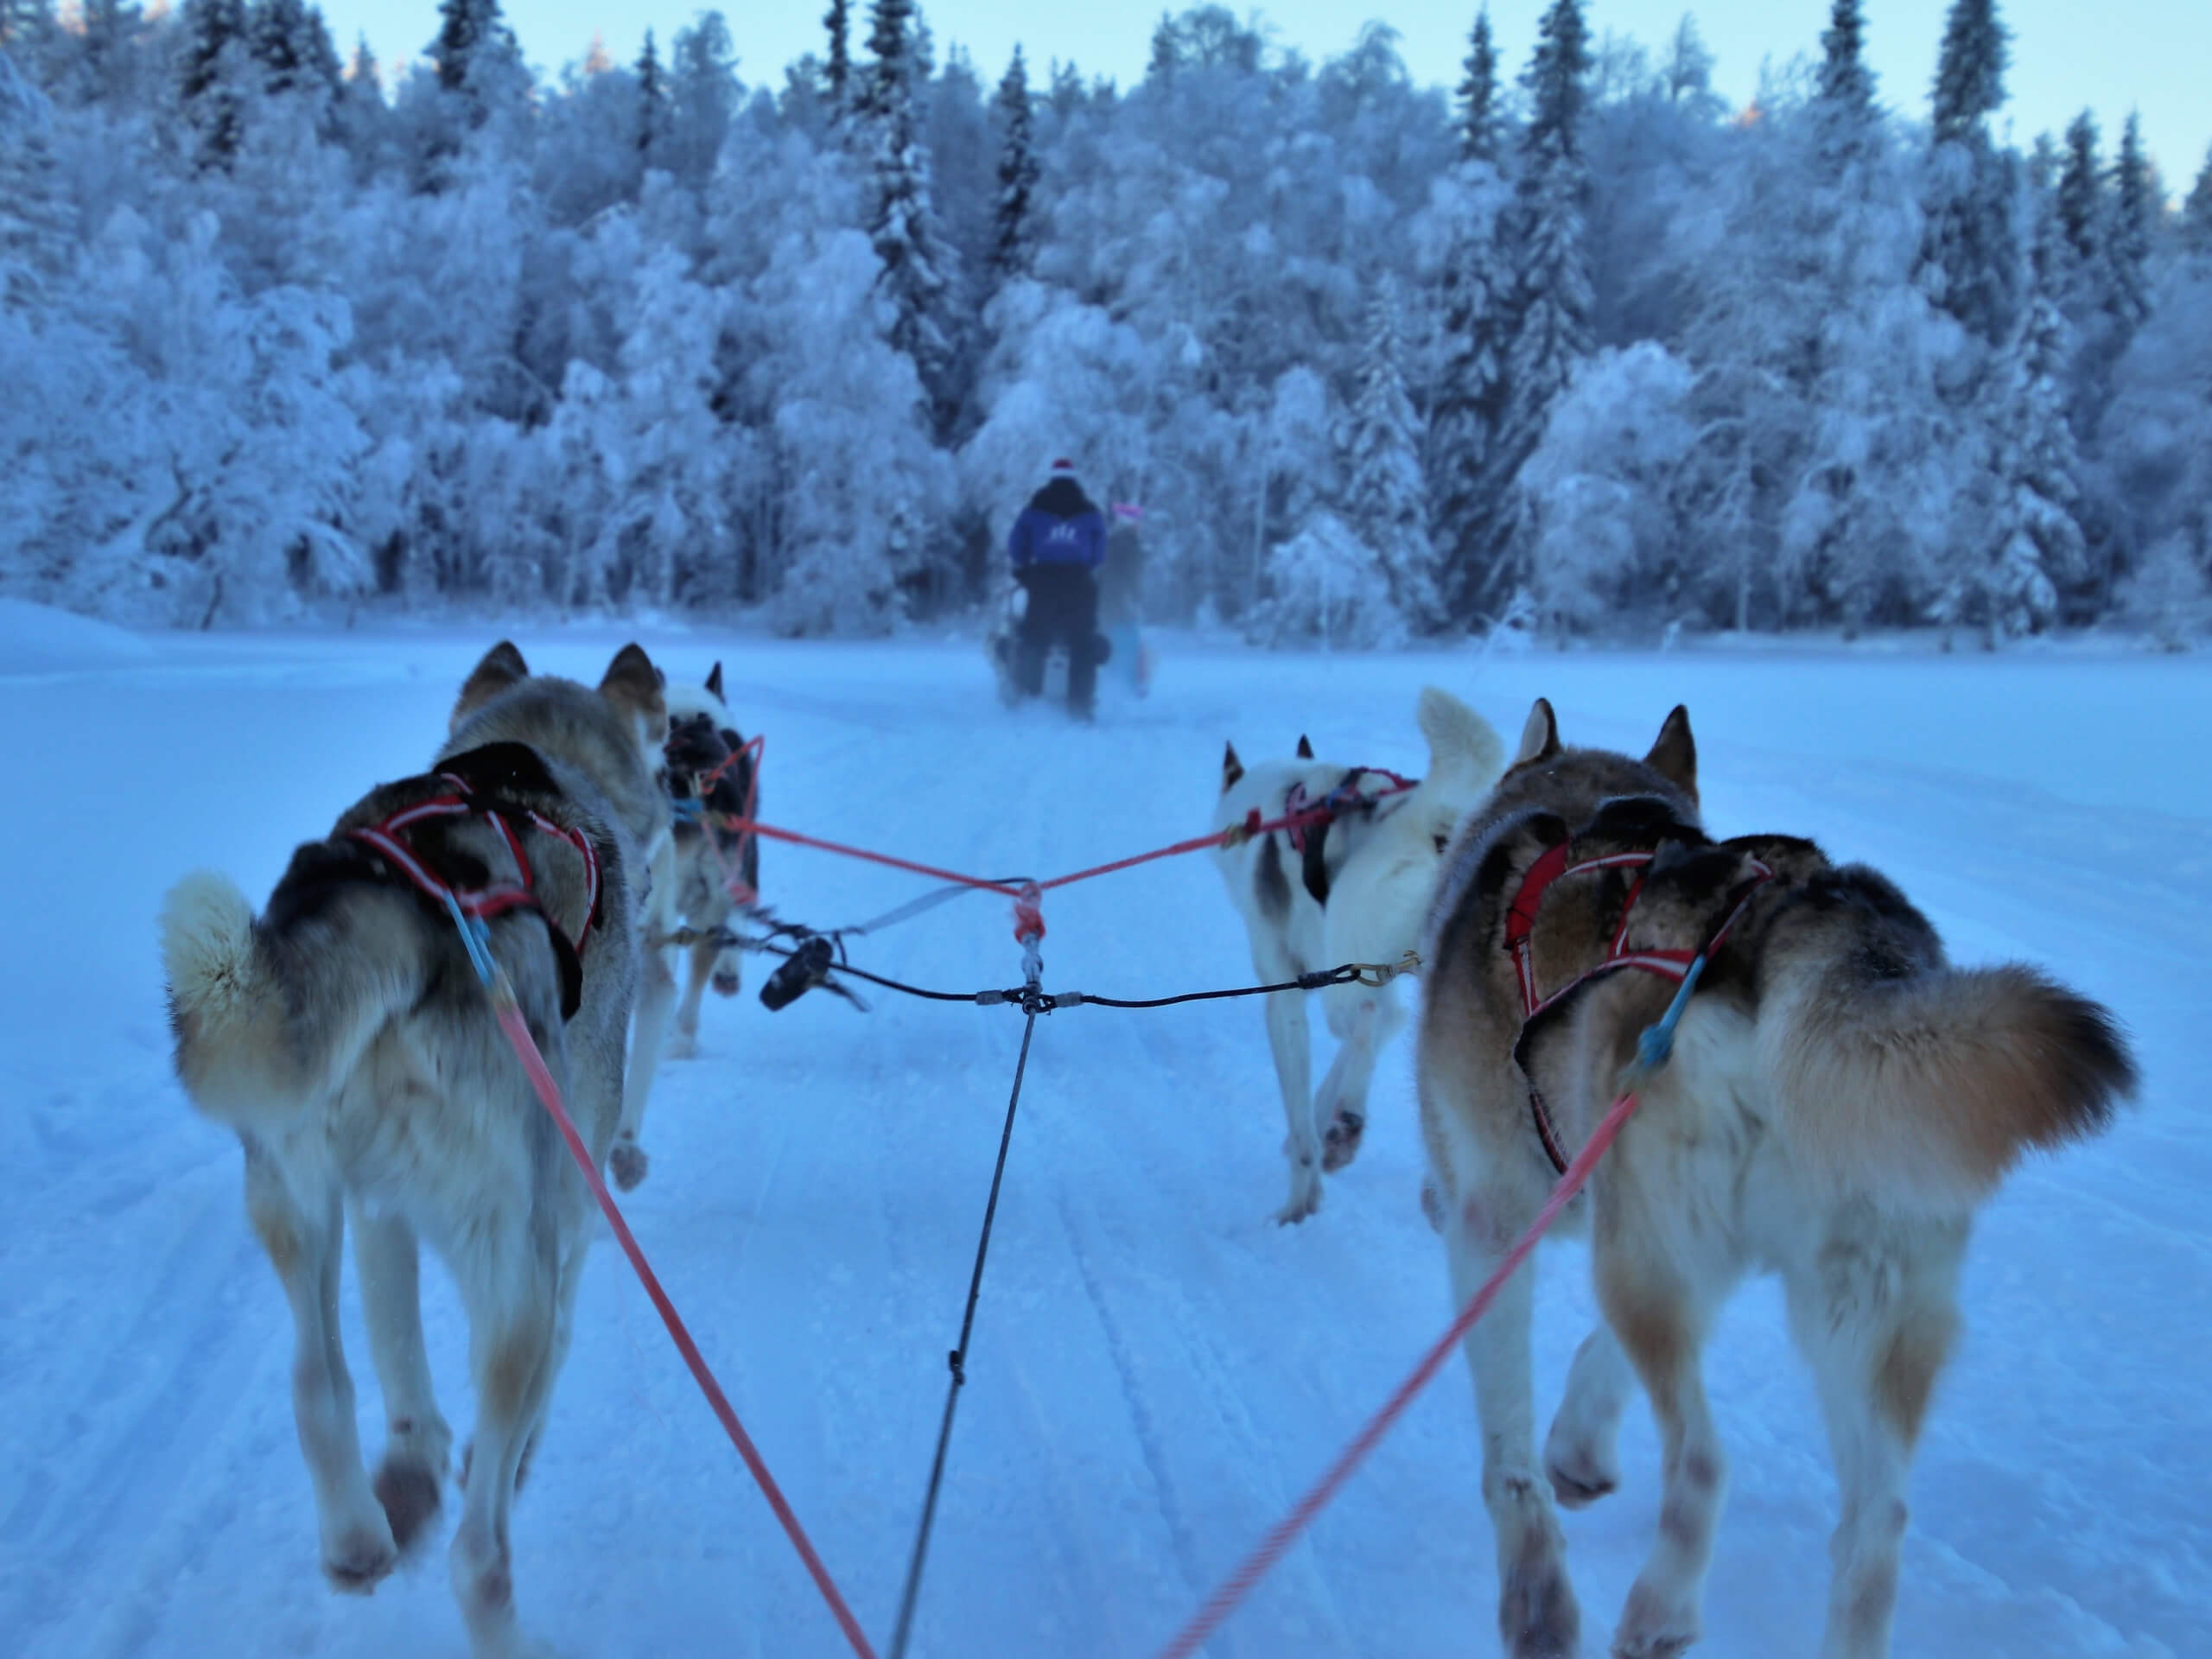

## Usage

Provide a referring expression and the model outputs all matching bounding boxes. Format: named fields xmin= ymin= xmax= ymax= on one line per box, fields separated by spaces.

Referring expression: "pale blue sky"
xmin=327 ymin=1 xmax=2210 ymax=189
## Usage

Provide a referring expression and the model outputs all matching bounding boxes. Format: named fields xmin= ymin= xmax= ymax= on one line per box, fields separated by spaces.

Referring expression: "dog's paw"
xmin=1611 ymin=1577 xmax=1701 ymax=1659
xmin=372 ymin=1456 xmax=445 ymax=1552
xmin=1320 ymin=1110 xmax=1365 ymax=1173
xmin=1546 ymin=1440 xmax=1622 ymax=1510
xmin=664 ymin=1029 xmax=699 ymax=1061
xmin=609 ymin=1138 xmax=649 ymax=1192
xmin=1274 ymin=1185 xmax=1323 ymax=1225
xmin=321 ymin=1516 xmax=400 ymax=1594
xmin=711 ymin=969 xmax=741 ymax=997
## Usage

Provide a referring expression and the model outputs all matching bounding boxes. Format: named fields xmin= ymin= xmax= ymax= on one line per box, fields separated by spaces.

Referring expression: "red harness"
xmin=1281 ymin=767 xmax=1420 ymax=853
xmin=348 ymin=774 xmax=602 ymax=966
xmin=1502 ymin=841 xmax=1771 ymax=1173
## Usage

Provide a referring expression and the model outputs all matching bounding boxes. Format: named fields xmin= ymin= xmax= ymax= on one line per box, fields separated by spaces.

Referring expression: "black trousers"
xmin=1014 ymin=563 xmax=1101 ymax=712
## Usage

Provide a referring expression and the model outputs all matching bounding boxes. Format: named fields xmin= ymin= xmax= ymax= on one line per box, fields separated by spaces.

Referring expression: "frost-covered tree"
xmin=179 ymin=0 xmax=251 ymax=169
xmin=1484 ymin=0 xmax=1593 ymax=606
xmin=858 ymin=0 xmax=963 ymax=440
xmin=822 ymin=0 xmax=849 ymax=113
xmin=2183 ymin=146 xmax=2212 ymax=257
xmin=1937 ymin=269 xmax=2088 ymax=639
xmin=1341 ymin=281 xmax=1439 ymax=628
xmin=1249 ymin=513 xmax=1402 ymax=649
xmin=1918 ymin=0 xmax=2018 ymax=343
xmin=1455 ymin=9 xmax=1497 ymax=163
xmin=1813 ymin=0 xmax=1875 ymax=175
xmin=2106 ymin=111 xmax=2152 ymax=327
xmin=664 ymin=12 xmax=736 ymax=185
xmin=0 ymin=49 xmax=70 ymax=311
xmin=988 ymin=46 xmax=1038 ymax=283
xmin=1516 ymin=341 xmax=1694 ymax=635
xmin=635 ymin=30 xmax=666 ymax=160
xmin=2056 ymin=111 xmax=2102 ymax=273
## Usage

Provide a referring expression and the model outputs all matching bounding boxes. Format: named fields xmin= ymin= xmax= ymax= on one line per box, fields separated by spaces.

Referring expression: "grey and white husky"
xmin=159 ymin=641 xmax=670 ymax=1658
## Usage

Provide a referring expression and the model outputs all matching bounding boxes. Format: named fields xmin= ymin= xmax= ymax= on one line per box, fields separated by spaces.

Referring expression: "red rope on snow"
xmin=1150 ymin=1084 xmax=1648 ymax=1659
xmin=482 ymin=980 xmax=880 ymax=1659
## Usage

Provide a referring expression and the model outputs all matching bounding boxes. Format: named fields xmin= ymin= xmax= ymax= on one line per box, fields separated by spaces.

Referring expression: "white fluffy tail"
xmin=1762 ymin=960 xmax=2136 ymax=1211
xmin=161 ymin=869 xmax=422 ymax=1132
xmin=1416 ymin=686 xmax=1506 ymax=795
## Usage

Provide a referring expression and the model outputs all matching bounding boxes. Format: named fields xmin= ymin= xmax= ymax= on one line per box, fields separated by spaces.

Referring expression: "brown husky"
xmin=159 ymin=642 xmax=670 ymax=1657
xmin=1415 ymin=698 xmax=2136 ymax=1659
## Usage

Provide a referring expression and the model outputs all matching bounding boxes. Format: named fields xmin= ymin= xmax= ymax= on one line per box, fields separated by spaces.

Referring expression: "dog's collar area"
xmin=345 ymin=760 xmax=603 ymax=1021
xmin=1503 ymin=839 xmax=1773 ymax=1174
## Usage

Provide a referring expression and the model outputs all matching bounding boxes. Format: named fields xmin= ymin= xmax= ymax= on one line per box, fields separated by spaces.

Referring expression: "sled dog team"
xmin=163 ymin=647 xmax=2134 ymax=1657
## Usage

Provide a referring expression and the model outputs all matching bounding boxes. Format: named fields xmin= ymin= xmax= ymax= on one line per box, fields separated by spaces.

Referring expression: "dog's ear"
xmin=1222 ymin=741 xmax=1244 ymax=794
xmin=452 ymin=641 xmax=529 ymax=731
xmin=601 ymin=644 xmax=670 ymax=747
xmin=706 ymin=661 xmax=724 ymax=702
xmin=1643 ymin=705 xmax=1697 ymax=804
xmin=1514 ymin=697 xmax=1561 ymax=766
xmin=1296 ymin=734 xmax=1314 ymax=760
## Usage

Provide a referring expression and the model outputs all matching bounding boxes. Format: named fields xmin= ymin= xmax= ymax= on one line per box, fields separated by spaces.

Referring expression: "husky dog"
xmin=1212 ymin=687 xmax=1506 ymax=1223
xmin=1416 ymin=698 xmax=2136 ymax=1659
xmin=606 ymin=664 xmax=759 ymax=1191
xmin=657 ymin=661 xmax=760 ymax=1061
xmin=158 ymin=641 xmax=671 ymax=1658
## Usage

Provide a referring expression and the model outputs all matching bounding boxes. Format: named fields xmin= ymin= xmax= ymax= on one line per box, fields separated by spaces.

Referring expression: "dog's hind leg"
xmin=1545 ymin=1325 xmax=1635 ymax=1509
xmin=613 ymin=944 xmax=677 ymax=1192
xmin=1599 ymin=1247 xmax=1725 ymax=1659
xmin=1260 ymin=982 xmax=1324 ymax=1223
xmin=1784 ymin=1224 xmax=1964 ymax=1659
xmin=448 ymin=1209 xmax=564 ymax=1655
xmin=1446 ymin=1188 xmax=1581 ymax=1659
xmin=352 ymin=1206 xmax=454 ymax=1554
xmin=242 ymin=1139 xmax=397 ymax=1593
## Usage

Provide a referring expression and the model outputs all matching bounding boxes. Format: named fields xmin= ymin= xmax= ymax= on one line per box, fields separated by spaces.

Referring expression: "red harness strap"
xmin=347 ymin=772 xmax=601 ymax=960
xmin=1503 ymin=842 xmax=1771 ymax=1173
xmin=1281 ymin=766 xmax=1421 ymax=854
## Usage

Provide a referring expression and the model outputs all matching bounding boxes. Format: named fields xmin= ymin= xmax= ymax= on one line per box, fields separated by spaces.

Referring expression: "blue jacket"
xmin=1009 ymin=477 xmax=1105 ymax=569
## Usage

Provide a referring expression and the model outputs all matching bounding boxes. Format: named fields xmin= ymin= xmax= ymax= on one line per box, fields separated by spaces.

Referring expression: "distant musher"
xmin=1002 ymin=457 xmax=1108 ymax=720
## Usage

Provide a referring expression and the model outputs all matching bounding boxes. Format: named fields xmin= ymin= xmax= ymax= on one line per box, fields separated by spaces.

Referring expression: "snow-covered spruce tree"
xmin=2056 ymin=111 xmax=2101 ymax=275
xmin=1454 ymin=7 xmax=1497 ymax=164
xmin=1249 ymin=513 xmax=1402 ymax=650
xmin=1813 ymin=0 xmax=1876 ymax=177
xmin=2182 ymin=145 xmax=2212 ymax=258
xmin=431 ymin=0 xmax=518 ymax=128
xmin=178 ymin=0 xmax=252 ymax=171
xmin=822 ymin=0 xmax=850 ymax=116
xmin=1342 ymin=280 xmax=1440 ymax=630
xmin=1938 ymin=245 xmax=2088 ymax=641
xmin=859 ymin=0 xmax=963 ymax=442
xmin=636 ymin=30 xmax=668 ymax=162
xmin=1917 ymin=0 xmax=2018 ymax=345
xmin=1427 ymin=12 xmax=1514 ymax=622
xmin=0 ymin=46 xmax=71 ymax=312
xmin=1482 ymin=0 xmax=1593 ymax=612
xmin=664 ymin=12 xmax=736 ymax=187
xmin=988 ymin=46 xmax=1038 ymax=285
xmin=2106 ymin=111 xmax=2152 ymax=327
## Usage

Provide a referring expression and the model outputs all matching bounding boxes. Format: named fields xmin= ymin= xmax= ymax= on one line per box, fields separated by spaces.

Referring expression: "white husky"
xmin=1211 ymin=686 xmax=1505 ymax=1222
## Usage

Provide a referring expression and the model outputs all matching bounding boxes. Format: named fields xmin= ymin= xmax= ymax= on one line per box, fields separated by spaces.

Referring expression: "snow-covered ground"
xmin=3 ymin=612 xmax=2208 ymax=1659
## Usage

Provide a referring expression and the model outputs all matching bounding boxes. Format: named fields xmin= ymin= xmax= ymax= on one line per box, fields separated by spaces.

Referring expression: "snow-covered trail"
xmin=2 ymin=620 xmax=2208 ymax=1659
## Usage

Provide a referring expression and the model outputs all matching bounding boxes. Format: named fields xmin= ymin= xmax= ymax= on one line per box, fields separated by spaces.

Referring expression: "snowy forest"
xmin=2 ymin=0 xmax=2209 ymax=645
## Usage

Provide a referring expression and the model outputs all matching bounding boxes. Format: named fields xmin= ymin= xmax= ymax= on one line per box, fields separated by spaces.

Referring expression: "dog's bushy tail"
xmin=1761 ymin=958 xmax=2136 ymax=1210
xmin=1416 ymin=686 xmax=1506 ymax=794
xmin=161 ymin=871 xmax=425 ymax=1134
